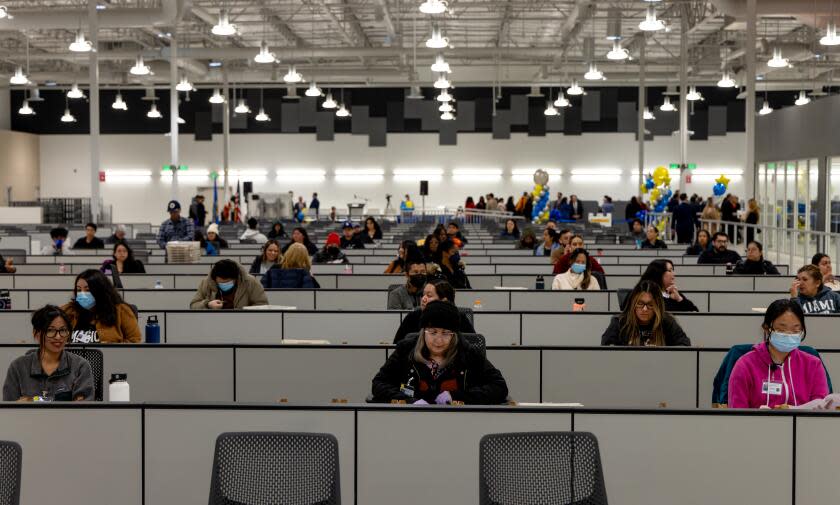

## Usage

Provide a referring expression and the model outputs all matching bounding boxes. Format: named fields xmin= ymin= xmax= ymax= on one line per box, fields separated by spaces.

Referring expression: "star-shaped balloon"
xmin=715 ymin=174 xmax=730 ymax=187
xmin=661 ymin=175 xmax=671 ymax=187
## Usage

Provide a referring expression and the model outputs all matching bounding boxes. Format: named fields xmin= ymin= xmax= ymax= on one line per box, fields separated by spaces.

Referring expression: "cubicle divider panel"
xmin=796 ymin=417 xmax=840 ymax=505
xmin=164 ymin=312 xmax=283 ymax=344
xmin=509 ymin=291 xmax=611 ymax=312
xmin=144 ymin=408 xmax=356 ymax=505
xmin=283 ymin=311 xmax=402 ymax=345
xmin=486 ymin=348 xmax=541 ymax=403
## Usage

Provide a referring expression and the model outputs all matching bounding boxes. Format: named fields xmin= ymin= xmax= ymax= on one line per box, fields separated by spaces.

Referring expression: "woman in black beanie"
xmin=372 ymin=300 xmax=509 ymax=405
xmin=392 ymin=279 xmax=475 ymax=343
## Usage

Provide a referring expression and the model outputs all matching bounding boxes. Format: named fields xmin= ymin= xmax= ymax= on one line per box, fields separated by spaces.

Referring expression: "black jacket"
xmin=394 ymin=308 xmax=475 ymax=344
xmin=261 ymin=266 xmax=320 ymax=289
xmin=371 ymin=334 xmax=508 ymax=404
xmin=732 ymin=259 xmax=780 ymax=275
xmin=685 ymin=243 xmax=708 ymax=255
xmin=340 ymin=235 xmax=364 ymax=249
xmin=440 ymin=263 xmax=471 ymax=290
xmin=282 ymin=240 xmax=318 ymax=256
xmin=73 ymin=237 xmax=105 ymax=250
xmin=640 ymin=239 xmax=667 ymax=249
xmin=697 ymin=248 xmax=742 ymax=265
xmin=664 ymin=295 xmax=699 ymax=312
xmin=312 ymin=247 xmax=349 ymax=264
xmin=601 ymin=314 xmax=691 ymax=346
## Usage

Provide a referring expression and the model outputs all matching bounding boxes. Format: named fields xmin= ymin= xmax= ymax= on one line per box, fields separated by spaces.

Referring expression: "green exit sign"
xmin=669 ymin=163 xmax=680 ymax=169
xmin=162 ymin=164 xmax=188 ymax=171
xmin=669 ymin=163 xmax=698 ymax=170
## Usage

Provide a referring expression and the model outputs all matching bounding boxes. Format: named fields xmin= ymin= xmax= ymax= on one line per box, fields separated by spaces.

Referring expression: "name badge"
xmin=762 ymin=381 xmax=783 ymax=396
xmin=399 ymin=384 xmax=415 ymax=398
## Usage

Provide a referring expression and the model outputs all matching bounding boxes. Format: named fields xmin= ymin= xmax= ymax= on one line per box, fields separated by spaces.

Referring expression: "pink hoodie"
xmin=728 ymin=342 xmax=828 ymax=409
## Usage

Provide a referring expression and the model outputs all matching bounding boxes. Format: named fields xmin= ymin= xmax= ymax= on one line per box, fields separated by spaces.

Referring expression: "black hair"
xmin=748 ymin=240 xmax=763 ymax=253
xmin=50 ymin=227 xmax=69 ymax=239
xmin=73 ymin=269 xmax=124 ymax=327
xmin=447 ymin=221 xmax=460 ymax=230
xmin=679 ymin=193 xmax=687 ymax=200
xmin=569 ymin=247 xmax=593 ymax=288
xmin=32 ymin=304 xmax=72 ymax=356
xmin=811 ymin=253 xmax=830 ymax=266
xmin=438 ymin=238 xmax=457 ymax=254
xmin=631 ymin=218 xmax=642 ymax=227
xmin=405 ymin=257 xmax=427 ymax=272
xmin=640 ymin=259 xmax=675 ymax=290
xmin=247 ymin=217 xmax=258 ymax=229
xmin=210 ymin=259 xmax=241 ymax=281
xmin=762 ymin=299 xmax=807 ymax=341
xmin=434 ymin=224 xmax=447 ymax=240
xmin=85 ymin=222 xmax=98 ymax=231
xmin=712 ymin=231 xmax=729 ymax=242
xmin=542 ymin=228 xmax=558 ymax=243
xmin=112 ymin=240 xmax=137 ymax=263
xmin=695 ymin=229 xmax=711 ymax=243
xmin=427 ymin=278 xmax=456 ymax=303
xmin=292 ymin=227 xmax=314 ymax=248
xmin=365 ymin=217 xmax=383 ymax=234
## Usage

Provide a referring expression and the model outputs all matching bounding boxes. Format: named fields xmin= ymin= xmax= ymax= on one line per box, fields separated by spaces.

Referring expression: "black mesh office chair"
xmin=479 ymin=432 xmax=608 ymax=505
xmin=0 ymin=441 xmax=22 ymax=505
xmin=209 ymin=432 xmax=340 ymax=505
xmin=591 ymin=271 xmax=607 ymax=290
xmin=65 ymin=348 xmax=104 ymax=401
xmin=458 ymin=306 xmax=474 ymax=325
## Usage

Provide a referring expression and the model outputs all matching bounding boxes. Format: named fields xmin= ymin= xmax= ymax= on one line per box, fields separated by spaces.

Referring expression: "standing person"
xmin=329 ymin=206 xmax=338 ymax=222
xmin=486 ymin=193 xmax=498 ymax=211
xmin=72 ymin=223 xmax=105 ymax=250
xmin=639 ymin=259 xmax=699 ymax=312
xmin=42 ymin=227 xmax=73 ymax=255
xmin=100 ymin=241 xmax=146 ymax=275
xmin=310 ymin=193 xmax=321 ymax=219
xmin=313 ymin=233 xmax=349 ymax=264
xmin=625 ymin=196 xmax=642 ymax=231
xmin=2 ymin=305 xmax=94 ymax=401
xmin=248 ymin=240 xmax=283 ymax=275
xmin=438 ymin=239 xmax=471 ymax=289
xmin=387 ymin=259 xmax=428 ymax=310
xmin=701 ymin=197 xmax=721 ymax=233
xmin=744 ymin=198 xmax=760 ymax=244
xmin=105 ymin=224 xmax=128 ymax=244
xmin=551 ymin=248 xmax=601 ymax=290
xmin=61 ymin=269 xmax=141 ymax=343
xmin=281 ymin=227 xmax=318 ymax=256
xmin=728 ymin=299 xmax=828 ymax=409
xmin=476 ymin=196 xmax=487 ymax=210
xmin=552 ymin=192 xmax=565 ymax=211
xmin=293 ymin=196 xmax=307 ymax=222
xmin=239 ymin=217 xmax=268 ymax=244
xmin=515 ymin=192 xmax=529 ymax=216
xmin=190 ymin=259 xmax=268 ymax=310
xmin=790 ymin=265 xmax=840 ymax=315
xmin=640 ymin=226 xmax=667 ymax=249
xmin=601 ymin=281 xmax=691 ymax=346
xmin=720 ymin=194 xmax=739 ymax=242
xmin=157 ymin=200 xmax=195 ymax=249
xmin=189 ymin=195 xmax=207 ymax=228
xmin=601 ymin=196 xmax=614 ymax=214
xmin=505 ymin=196 xmax=516 ymax=213
xmin=697 ymin=232 xmax=741 ymax=265
xmin=811 ymin=253 xmax=840 ymax=291
xmin=568 ymin=195 xmax=584 ymax=220
xmin=673 ymin=193 xmax=696 ymax=244
xmin=732 ymin=241 xmax=780 ymax=275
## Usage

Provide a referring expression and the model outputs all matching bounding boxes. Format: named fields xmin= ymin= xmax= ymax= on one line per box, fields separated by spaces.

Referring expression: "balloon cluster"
xmin=639 ymin=166 xmax=673 ymax=213
xmin=713 ymin=174 xmax=730 ymax=197
xmin=531 ymin=169 xmax=551 ymax=224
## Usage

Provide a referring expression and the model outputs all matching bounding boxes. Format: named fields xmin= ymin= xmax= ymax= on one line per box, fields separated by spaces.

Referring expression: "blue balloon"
xmin=645 ymin=178 xmax=656 ymax=190
xmin=635 ymin=210 xmax=647 ymax=221
xmin=713 ymin=182 xmax=726 ymax=197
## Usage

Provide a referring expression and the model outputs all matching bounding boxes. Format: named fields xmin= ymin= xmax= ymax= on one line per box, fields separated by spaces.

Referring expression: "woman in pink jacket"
xmin=728 ymin=299 xmax=828 ymax=409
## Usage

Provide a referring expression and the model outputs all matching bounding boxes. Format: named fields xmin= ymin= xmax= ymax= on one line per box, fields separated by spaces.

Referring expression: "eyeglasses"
xmin=45 ymin=328 xmax=70 ymax=339
xmin=425 ymin=329 xmax=455 ymax=340
xmin=634 ymin=302 xmax=656 ymax=311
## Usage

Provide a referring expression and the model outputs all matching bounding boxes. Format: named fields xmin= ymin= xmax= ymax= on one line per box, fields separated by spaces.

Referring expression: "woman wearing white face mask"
xmin=60 ymin=270 xmax=140 ymax=343
xmin=728 ymin=299 xmax=828 ymax=409
xmin=551 ymin=248 xmax=601 ymax=290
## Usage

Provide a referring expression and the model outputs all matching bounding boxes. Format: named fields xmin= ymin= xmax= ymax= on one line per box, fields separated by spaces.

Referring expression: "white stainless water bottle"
xmin=108 ymin=373 xmax=130 ymax=402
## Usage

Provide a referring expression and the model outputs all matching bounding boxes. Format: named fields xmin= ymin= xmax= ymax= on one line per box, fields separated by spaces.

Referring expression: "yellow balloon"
xmin=650 ymin=188 xmax=661 ymax=201
xmin=715 ymin=174 xmax=730 ymax=187
xmin=661 ymin=175 xmax=671 ymax=187
xmin=639 ymin=184 xmax=649 ymax=194
xmin=656 ymin=219 xmax=667 ymax=232
xmin=534 ymin=184 xmax=543 ymax=192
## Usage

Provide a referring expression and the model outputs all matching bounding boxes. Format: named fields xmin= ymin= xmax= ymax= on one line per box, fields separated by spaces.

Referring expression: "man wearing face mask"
xmin=41 ymin=227 xmax=73 ymax=256
xmin=190 ymin=259 xmax=268 ymax=310
xmin=313 ymin=233 xmax=349 ymax=264
xmin=388 ymin=259 xmax=428 ymax=310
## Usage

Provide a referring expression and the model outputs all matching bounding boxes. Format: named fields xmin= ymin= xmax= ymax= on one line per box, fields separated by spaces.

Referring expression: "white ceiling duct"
xmin=0 ymin=0 xmax=185 ymax=29
xmin=709 ymin=0 xmax=838 ymax=26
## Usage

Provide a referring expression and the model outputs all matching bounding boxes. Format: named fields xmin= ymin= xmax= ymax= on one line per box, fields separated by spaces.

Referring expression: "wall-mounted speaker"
xmin=420 ymin=180 xmax=429 ymax=196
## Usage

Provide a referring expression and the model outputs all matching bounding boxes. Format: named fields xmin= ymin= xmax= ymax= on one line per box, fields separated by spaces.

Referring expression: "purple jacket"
xmin=728 ymin=341 xmax=828 ymax=409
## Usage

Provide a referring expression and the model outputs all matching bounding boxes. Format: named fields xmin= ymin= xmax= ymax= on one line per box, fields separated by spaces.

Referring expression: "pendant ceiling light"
xmin=18 ymin=100 xmax=34 ymax=116
xmin=336 ymin=104 xmax=351 ymax=117
xmin=643 ymin=107 xmax=655 ymax=120
xmin=436 ymin=90 xmax=453 ymax=102
xmin=175 ymin=77 xmax=193 ymax=92
xmin=112 ymin=92 xmax=127 ymax=110
xmin=234 ymin=98 xmax=250 ymax=114
xmin=129 ymin=55 xmax=150 ymax=76
xmin=283 ymin=65 xmax=302 ymax=83
xmin=438 ymin=102 xmax=454 ymax=113
xmin=717 ymin=70 xmax=736 ymax=88
xmin=759 ymin=99 xmax=773 ymax=115
xmin=659 ymin=95 xmax=676 ymax=112
xmin=9 ymin=66 xmax=27 ymax=85
xmin=554 ymin=91 xmax=570 ymax=107
xmin=543 ymin=103 xmax=559 ymax=116
xmin=794 ymin=90 xmax=811 ymax=106
xmin=211 ymin=10 xmax=237 ymax=36
xmin=305 ymin=82 xmax=322 ymax=97
xmin=254 ymin=41 xmax=276 ymax=63
xmin=686 ymin=86 xmax=703 ymax=101
xmin=639 ymin=5 xmax=665 ymax=31
xmin=606 ymin=40 xmax=629 ymax=60
xmin=67 ymin=83 xmax=84 ymax=99
xmin=146 ymin=103 xmax=162 ymax=118
xmin=425 ymin=24 xmax=449 ymax=49
xmin=419 ymin=0 xmax=447 ymax=15
xmin=433 ymin=74 xmax=451 ymax=88
xmin=820 ymin=23 xmax=840 ymax=46
xmin=431 ymin=54 xmax=451 ymax=73
xmin=177 ymin=116 xmax=186 ymax=124
xmin=61 ymin=108 xmax=76 ymax=123
xmin=68 ymin=30 xmax=92 ymax=52
xmin=567 ymin=80 xmax=584 ymax=96
xmin=767 ymin=47 xmax=789 ymax=68
xmin=322 ymin=93 xmax=338 ymax=109
xmin=209 ymin=88 xmax=225 ymax=104
xmin=583 ymin=63 xmax=603 ymax=80
xmin=440 ymin=110 xmax=455 ymax=120
xmin=255 ymin=107 xmax=270 ymax=122
xmin=0 ymin=6 xmax=8 ymax=19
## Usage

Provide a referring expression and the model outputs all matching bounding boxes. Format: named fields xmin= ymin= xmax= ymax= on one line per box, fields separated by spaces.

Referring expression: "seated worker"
xmin=551 ymin=248 xmax=601 ymax=290
xmin=518 ymin=228 xmax=537 ymax=250
xmin=685 ymin=229 xmax=711 ymax=256
xmin=0 ymin=237 xmax=16 ymax=273
xmin=100 ymin=241 xmax=146 ymax=275
xmin=248 ymin=239 xmax=283 ymax=275
xmin=388 ymin=259 xmax=427 ymax=310
xmin=105 ymin=224 xmax=128 ymax=244
xmin=728 ymin=299 xmax=828 ymax=409
xmin=552 ymin=234 xmax=605 ymax=275
xmin=372 ymin=300 xmax=508 ymax=405
xmin=313 ymin=232 xmax=349 ymax=264
xmin=639 ymin=259 xmax=699 ymax=312
xmin=438 ymin=239 xmax=471 ymax=290
xmin=190 ymin=259 xmax=268 ymax=310
xmin=282 ymin=227 xmax=318 ymax=256
xmin=640 ymin=226 xmax=667 ymax=249
xmin=61 ymin=269 xmax=141 ymax=343
xmin=697 ymin=232 xmax=742 ymax=265
xmin=41 ymin=227 xmax=73 ymax=256
xmin=261 ymin=243 xmax=320 ymax=289
xmin=3 ymin=305 xmax=94 ymax=401
xmin=394 ymin=279 xmax=475 ymax=343
xmin=601 ymin=280 xmax=691 ymax=346
xmin=627 ymin=218 xmax=645 ymax=243
xmin=72 ymin=222 xmax=105 ymax=250
xmin=340 ymin=221 xmax=364 ymax=250
xmin=732 ymin=241 xmax=780 ymax=275
xmin=239 ymin=217 xmax=268 ymax=244
xmin=790 ymin=264 xmax=840 ymax=315
xmin=498 ymin=219 xmax=520 ymax=240
xmin=422 ymin=234 xmax=441 ymax=264
xmin=812 ymin=253 xmax=840 ymax=291
xmin=385 ymin=240 xmax=420 ymax=274
xmin=200 ymin=223 xmax=229 ymax=255
xmin=534 ymin=228 xmax=560 ymax=257
xmin=446 ymin=221 xmax=468 ymax=246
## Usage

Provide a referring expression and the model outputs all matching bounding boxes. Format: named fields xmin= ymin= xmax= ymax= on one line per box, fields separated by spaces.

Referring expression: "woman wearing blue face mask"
xmin=436 ymin=239 xmax=471 ymax=290
xmin=551 ymin=248 xmax=601 ymax=290
xmin=60 ymin=269 xmax=140 ymax=343
xmin=728 ymin=299 xmax=829 ymax=409
xmin=190 ymin=259 xmax=268 ymax=310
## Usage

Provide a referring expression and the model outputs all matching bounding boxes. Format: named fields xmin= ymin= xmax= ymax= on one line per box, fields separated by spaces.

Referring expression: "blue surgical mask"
xmin=570 ymin=263 xmax=586 ymax=274
xmin=75 ymin=291 xmax=96 ymax=310
xmin=217 ymin=281 xmax=235 ymax=293
xmin=769 ymin=331 xmax=802 ymax=353
xmin=54 ymin=239 xmax=64 ymax=248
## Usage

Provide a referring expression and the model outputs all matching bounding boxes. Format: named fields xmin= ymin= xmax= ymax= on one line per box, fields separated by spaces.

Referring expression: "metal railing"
xmin=642 ymin=212 xmax=675 ymax=242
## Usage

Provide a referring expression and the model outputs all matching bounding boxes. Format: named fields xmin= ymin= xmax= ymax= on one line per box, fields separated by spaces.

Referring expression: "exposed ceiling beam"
xmin=493 ymin=0 xmax=513 ymax=47
xmin=552 ymin=0 xmax=595 ymax=66
xmin=374 ymin=0 xmax=397 ymax=44
xmin=310 ymin=0 xmax=370 ymax=47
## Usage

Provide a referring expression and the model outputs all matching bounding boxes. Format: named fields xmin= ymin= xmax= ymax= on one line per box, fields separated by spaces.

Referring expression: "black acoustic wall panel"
xmin=546 ymin=113 xmax=564 ymax=132
xmin=708 ymin=106 xmax=728 ymax=136
xmin=420 ymin=101 xmax=441 ymax=131
xmin=211 ymin=103 xmax=223 ymax=123
xmin=351 ymin=106 xmax=370 ymax=135
xmin=649 ymin=110 xmax=678 ymax=136
xmin=727 ymin=101 xmax=746 ymax=131
xmin=439 ymin=119 xmax=457 ymax=145
xmin=601 ymin=88 xmax=619 ymax=119
xmin=474 ymin=97 xmax=493 ymax=130
xmin=527 ymin=96 xmax=546 ymax=136
xmin=582 ymin=91 xmax=601 ymax=122
xmin=194 ymin=111 xmax=212 ymax=141
xmin=404 ymin=97 xmax=423 ymax=119
xmin=315 ymin=111 xmax=334 ymax=141
xmin=281 ymin=102 xmax=300 ymax=133
xmin=299 ymin=97 xmax=318 ymax=127
xmin=509 ymin=95 xmax=529 ymax=125
xmin=387 ymin=101 xmax=405 ymax=131
xmin=230 ymin=110 xmax=247 ymax=129
xmin=492 ymin=110 xmax=511 ymax=139
xmin=689 ymin=109 xmax=709 ymax=140
xmin=616 ymin=102 xmax=637 ymax=133
xmin=455 ymin=101 xmax=476 ymax=131
xmin=564 ymin=106 xmax=582 ymax=135
xmin=369 ymin=117 xmax=387 ymax=147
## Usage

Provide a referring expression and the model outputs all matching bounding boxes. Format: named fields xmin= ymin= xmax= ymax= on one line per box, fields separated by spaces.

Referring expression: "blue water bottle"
xmin=145 ymin=315 xmax=160 ymax=344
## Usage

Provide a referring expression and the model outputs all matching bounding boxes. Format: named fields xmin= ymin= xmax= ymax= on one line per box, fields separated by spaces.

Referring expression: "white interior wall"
xmin=39 ymin=132 xmax=748 ymax=223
